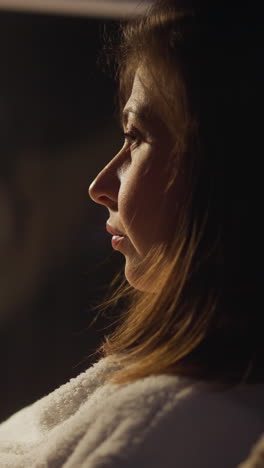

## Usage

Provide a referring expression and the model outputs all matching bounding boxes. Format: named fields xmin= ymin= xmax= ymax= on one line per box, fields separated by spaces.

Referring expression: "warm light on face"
xmin=89 ymin=67 xmax=180 ymax=292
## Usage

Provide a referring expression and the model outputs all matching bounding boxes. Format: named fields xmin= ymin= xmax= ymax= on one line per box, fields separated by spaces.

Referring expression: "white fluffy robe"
xmin=0 ymin=356 xmax=264 ymax=468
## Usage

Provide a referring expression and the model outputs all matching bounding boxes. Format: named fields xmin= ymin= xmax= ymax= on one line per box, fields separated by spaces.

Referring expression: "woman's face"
xmin=89 ymin=68 xmax=180 ymax=291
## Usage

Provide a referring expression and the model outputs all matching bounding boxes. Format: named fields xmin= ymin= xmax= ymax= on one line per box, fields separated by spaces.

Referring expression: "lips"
xmin=106 ymin=222 xmax=126 ymax=237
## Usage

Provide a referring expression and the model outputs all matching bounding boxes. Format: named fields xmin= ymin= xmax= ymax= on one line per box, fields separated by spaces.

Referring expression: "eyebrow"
xmin=122 ymin=105 xmax=156 ymax=127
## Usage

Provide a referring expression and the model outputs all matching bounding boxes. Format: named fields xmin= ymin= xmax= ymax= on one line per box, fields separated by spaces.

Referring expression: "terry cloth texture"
xmin=0 ymin=356 xmax=264 ymax=467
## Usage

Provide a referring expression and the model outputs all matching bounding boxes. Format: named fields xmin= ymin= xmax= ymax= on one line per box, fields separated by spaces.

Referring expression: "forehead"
xmin=125 ymin=70 xmax=149 ymax=105
xmin=122 ymin=68 xmax=175 ymax=147
xmin=122 ymin=68 xmax=157 ymax=127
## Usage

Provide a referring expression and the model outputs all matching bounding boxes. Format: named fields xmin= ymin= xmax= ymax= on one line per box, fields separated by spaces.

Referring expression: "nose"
xmin=88 ymin=151 xmax=122 ymax=210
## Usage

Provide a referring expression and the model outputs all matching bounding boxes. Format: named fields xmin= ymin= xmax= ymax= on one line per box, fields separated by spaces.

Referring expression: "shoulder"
xmin=66 ymin=373 xmax=264 ymax=468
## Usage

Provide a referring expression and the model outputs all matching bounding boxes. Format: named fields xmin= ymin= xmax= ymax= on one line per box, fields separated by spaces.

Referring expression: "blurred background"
xmin=0 ymin=0 xmax=151 ymax=422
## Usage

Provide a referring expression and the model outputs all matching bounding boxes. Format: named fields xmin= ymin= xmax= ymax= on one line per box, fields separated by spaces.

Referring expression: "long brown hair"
xmin=89 ymin=1 xmax=263 ymax=386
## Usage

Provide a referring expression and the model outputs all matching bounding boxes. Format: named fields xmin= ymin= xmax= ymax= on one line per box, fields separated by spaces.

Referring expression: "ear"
xmin=0 ymin=185 xmax=14 ymax=247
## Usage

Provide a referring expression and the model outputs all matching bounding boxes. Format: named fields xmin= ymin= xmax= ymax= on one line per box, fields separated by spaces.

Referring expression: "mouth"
xmin=106 ymin=222 xmax=126 ymax=237
xmin=106 ymin=222 xmax=127 ymax=252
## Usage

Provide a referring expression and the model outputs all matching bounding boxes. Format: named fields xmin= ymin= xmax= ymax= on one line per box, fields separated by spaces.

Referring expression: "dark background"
xmin=0 ymin=9 xmax=126 ymax=422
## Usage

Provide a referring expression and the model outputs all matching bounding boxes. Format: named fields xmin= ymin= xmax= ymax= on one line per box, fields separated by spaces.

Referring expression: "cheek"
xmin=119 ymin=171 xmax=145 ymax=237
xmin=119 ymin=162 xmax=168 ymax=252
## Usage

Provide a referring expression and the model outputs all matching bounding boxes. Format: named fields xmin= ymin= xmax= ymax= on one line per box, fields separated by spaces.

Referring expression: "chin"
xmin=124 ymin=263 xmax=156 ymax=293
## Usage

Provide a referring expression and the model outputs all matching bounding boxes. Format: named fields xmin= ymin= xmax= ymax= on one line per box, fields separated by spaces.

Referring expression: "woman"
xmin=89 ymin=2 xmax=264 ymax=386
xmin=0 ymin=1 xmax=263 ymax=467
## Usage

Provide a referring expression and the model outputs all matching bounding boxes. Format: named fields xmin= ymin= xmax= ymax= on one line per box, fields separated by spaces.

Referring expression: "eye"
xmin=122 ymin=129 xmax=142 ymax=149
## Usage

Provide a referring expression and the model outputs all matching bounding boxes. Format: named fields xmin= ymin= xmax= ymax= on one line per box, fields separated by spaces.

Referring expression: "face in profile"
xmin=89 ymin=68 xmax=180 ymax=291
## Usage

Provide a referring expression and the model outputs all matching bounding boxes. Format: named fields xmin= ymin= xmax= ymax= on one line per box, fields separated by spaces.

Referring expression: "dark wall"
xmin=0 ymin=10 xmax=124 ymax=422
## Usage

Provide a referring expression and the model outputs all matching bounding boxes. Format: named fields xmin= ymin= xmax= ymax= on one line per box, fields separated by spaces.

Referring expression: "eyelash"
xmin=122 ymin=130 xmax=141 ymax=148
